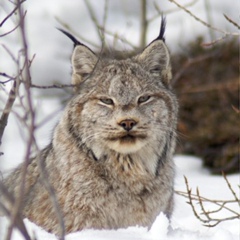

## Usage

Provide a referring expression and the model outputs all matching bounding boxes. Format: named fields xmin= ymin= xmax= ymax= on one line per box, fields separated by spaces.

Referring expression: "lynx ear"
xmin=71 ymin=45 xmax=98 ymax=86
xmin=57 ymin=28 xmax=98 ymax=90
xmin=136 ymin=18 xmax=172 ymax=87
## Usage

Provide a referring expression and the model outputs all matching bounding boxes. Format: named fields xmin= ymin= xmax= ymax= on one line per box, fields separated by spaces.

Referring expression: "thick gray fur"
xmin=1 ymin=20 xmax=178 ymax=235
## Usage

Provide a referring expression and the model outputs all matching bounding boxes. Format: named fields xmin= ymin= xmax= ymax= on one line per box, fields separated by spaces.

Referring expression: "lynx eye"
xmin=99 ymin=98 xmax=114 ymax=105
xmin=138 ymin=96 xmax=151 ymax=104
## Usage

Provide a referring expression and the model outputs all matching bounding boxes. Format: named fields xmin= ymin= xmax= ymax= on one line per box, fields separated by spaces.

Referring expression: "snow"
xmin=0 ymin=1 xmax=239 ymax=239
xmin=0 ymin=156 xmax=239 ymax=239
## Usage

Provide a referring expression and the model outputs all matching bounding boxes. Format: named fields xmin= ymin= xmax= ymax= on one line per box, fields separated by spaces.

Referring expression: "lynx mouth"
xmin=108 ymin=133 xmax=147 ymax=143
xmin=106 ymin=133 xmax=148 ymax=154
xmin=119 ymin=134 xmax=136 ymax=143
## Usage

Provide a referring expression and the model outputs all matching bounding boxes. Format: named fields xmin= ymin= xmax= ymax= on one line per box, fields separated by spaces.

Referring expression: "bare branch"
xmin=101 ymin=0 xmax=109 ymax=47
xmin=1 ymin=44 xmax=18 ymax=63
xmin=0 ymin=183 xmax=31 ymax=240
xmin=97 ymin=26 xmax=138 ymax=49
xmin=140 ymin=0 xmax=147 ymax=49
xmin=168 ymin=0 xmax=239 ymax=36
xmin=0 ymin=80 xmax=19 ymax=145
xmin=201 ymin=34 xmax=228 ymax=47
xmin=223 ymin=173 xmax=240 ymax=206
xmin=0 ymin=77 xmax=76 ymax=89
xmin=0 ymin=0 xmax=25 ymax=27
xmin=55 ymin=16 xmax=99 ymax=48
xmin=0 ymin=21 xmax=22 ymax=37
xmin=176 ymin=175 xmax=240 ymax=227
xmin=3 ymin=1 xmax=34 ymax=237
xmin=0 ymin=73 xmax=15 ymax=82
xmin=150 ymin=0 xmax=199 ymax=22
xmin=172 ymin=53 xmax=216 ymax=85
xmin=168 ymin=0 xmax=221 ymax=33
xmin=56 ymin=16 xmax=138 ymax=50
xmin=84 ymin=0 xmax=103 ymax=42
xmin=37 ymin=153 xmax=65 ymax=240
xmin=224 ymin=14 xmax=240 ymax=30
xmin=178 ymin=78 xmax=238 ymax=94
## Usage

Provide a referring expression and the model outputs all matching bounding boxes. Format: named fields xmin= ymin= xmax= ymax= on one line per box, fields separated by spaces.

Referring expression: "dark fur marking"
xmin=68 ymin=124 xmax=82 ymax=145
xmin=128 ymin=155 xmax=134 ymax=165
xmin=155 ymin=141 xmax=168 ymax=177
xmin=139 ymin=187 xmax=150 ymax=197
xmin=102 ymin=155 xmax=108 ymax=161
xmin=88 ymin=150 xmax=98 ymax=161
xmin=106 ymin=185 xmax=114 ymax=194
xmin=67 ymin=116 xmax=99 ymax=162
xmin=116 ymin=154 xmax=120 ymax=162
xmin=155 ymin=132 xmax=173 ymax=176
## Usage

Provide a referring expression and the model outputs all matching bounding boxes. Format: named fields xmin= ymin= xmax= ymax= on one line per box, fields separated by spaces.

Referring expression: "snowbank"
xmin=1 ymin=156 xmax=239 ymax=240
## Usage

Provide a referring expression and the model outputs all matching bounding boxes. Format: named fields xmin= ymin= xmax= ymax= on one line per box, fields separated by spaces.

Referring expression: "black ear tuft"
xmin=158 ymin=15 xmax=166 ymax=42
xmin=57 ymin=28 xmax=96 ymax=55
xmin=150 ymin=16 xmax=166 ymax=44
xmin=57 ymin=28 xmax=81 ymax=47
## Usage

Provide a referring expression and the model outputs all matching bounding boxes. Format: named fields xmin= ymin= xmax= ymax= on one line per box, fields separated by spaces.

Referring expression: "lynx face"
xmin=79 ymin=65 xmax=174 ymax=157
xmin=64 ymin=36 xmax=178 ymax=161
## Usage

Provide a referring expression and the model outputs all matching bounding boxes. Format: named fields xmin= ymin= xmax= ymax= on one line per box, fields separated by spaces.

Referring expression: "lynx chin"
xmin=1 ymin=18 xmax=178 ymax=235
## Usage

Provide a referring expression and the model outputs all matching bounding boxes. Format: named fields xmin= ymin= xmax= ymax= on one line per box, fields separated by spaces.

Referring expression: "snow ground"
xmin=0 ymin=156 xmax=239 ymax=240
xmin=0 ymin=1 xmax=239 ymax=239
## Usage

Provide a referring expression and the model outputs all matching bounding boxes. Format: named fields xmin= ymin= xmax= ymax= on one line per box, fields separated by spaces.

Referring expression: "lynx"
xmin=1 ymin=18 xmax=178 ymax=235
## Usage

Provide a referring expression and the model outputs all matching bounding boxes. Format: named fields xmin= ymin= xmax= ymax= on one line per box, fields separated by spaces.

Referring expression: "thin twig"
xmin=56 ymin=16 xmax=138 ymax=50
xmin=0 ymin=73 xmax=15 ymax=82
xmin=55 ymin=16 xmax=99 ymax=48
xmin=224 ymin=14 xmax=240 ymax=30
xmin=1 ymin=44 xmax=18 ymax=63
xmin=0 ymin=80 xmax=19 ymax=145
xmin=184 ymin=176 xmax=204 ymax=223
xmin=0 ymin=183 xmax=32 ymax=240
xmin=0 ymin=76 xmax=77 ymax=89
xmin=177 ymin=175 xmax=240 ymax=227
xmin=37 ymin=153 xmax=65 ymax=239
xmin=168 ymin=0 xmax=239 ymax=36
xmin=0 ymin=0 xmax=25 ymax=27
xmin=98 ymin=26 xmax=138 ymax=49
xmin=84 ymin=0 xmax=102 ymax=42
xmin=201 ymin=34 xmax=228 ymax=46
xmin=100 ymin=0 xmax=109 ymax=47
xmin=178 ymin=79 xmax=238 ymax=94
xmin=150 ymin=0 xmax=198 ymax=22
xmin=223 ymin=172 xmax=240 ymax=206
xmin=172 ymin=53 xmax=215 ymax=85
xmin=4 ymin=1 xmax=34 ymax=238
xmin=0 ymin=20 xmax=22 ymax=37
xmin=140 ymin=0 xmax=147 ymax=49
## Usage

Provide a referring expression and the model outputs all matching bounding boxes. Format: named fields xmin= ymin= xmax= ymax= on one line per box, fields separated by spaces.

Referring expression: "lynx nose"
xmin=119 ymin=119 xmax=137 ymax=131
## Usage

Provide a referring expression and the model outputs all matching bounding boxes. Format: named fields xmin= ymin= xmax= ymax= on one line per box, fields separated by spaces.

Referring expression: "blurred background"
xmin=0 ymin=0 xmax=239 ymax=174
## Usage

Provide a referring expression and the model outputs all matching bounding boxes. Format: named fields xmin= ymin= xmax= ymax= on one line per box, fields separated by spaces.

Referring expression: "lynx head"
xmin=59 ymin=18 xmax=177 ymax=169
